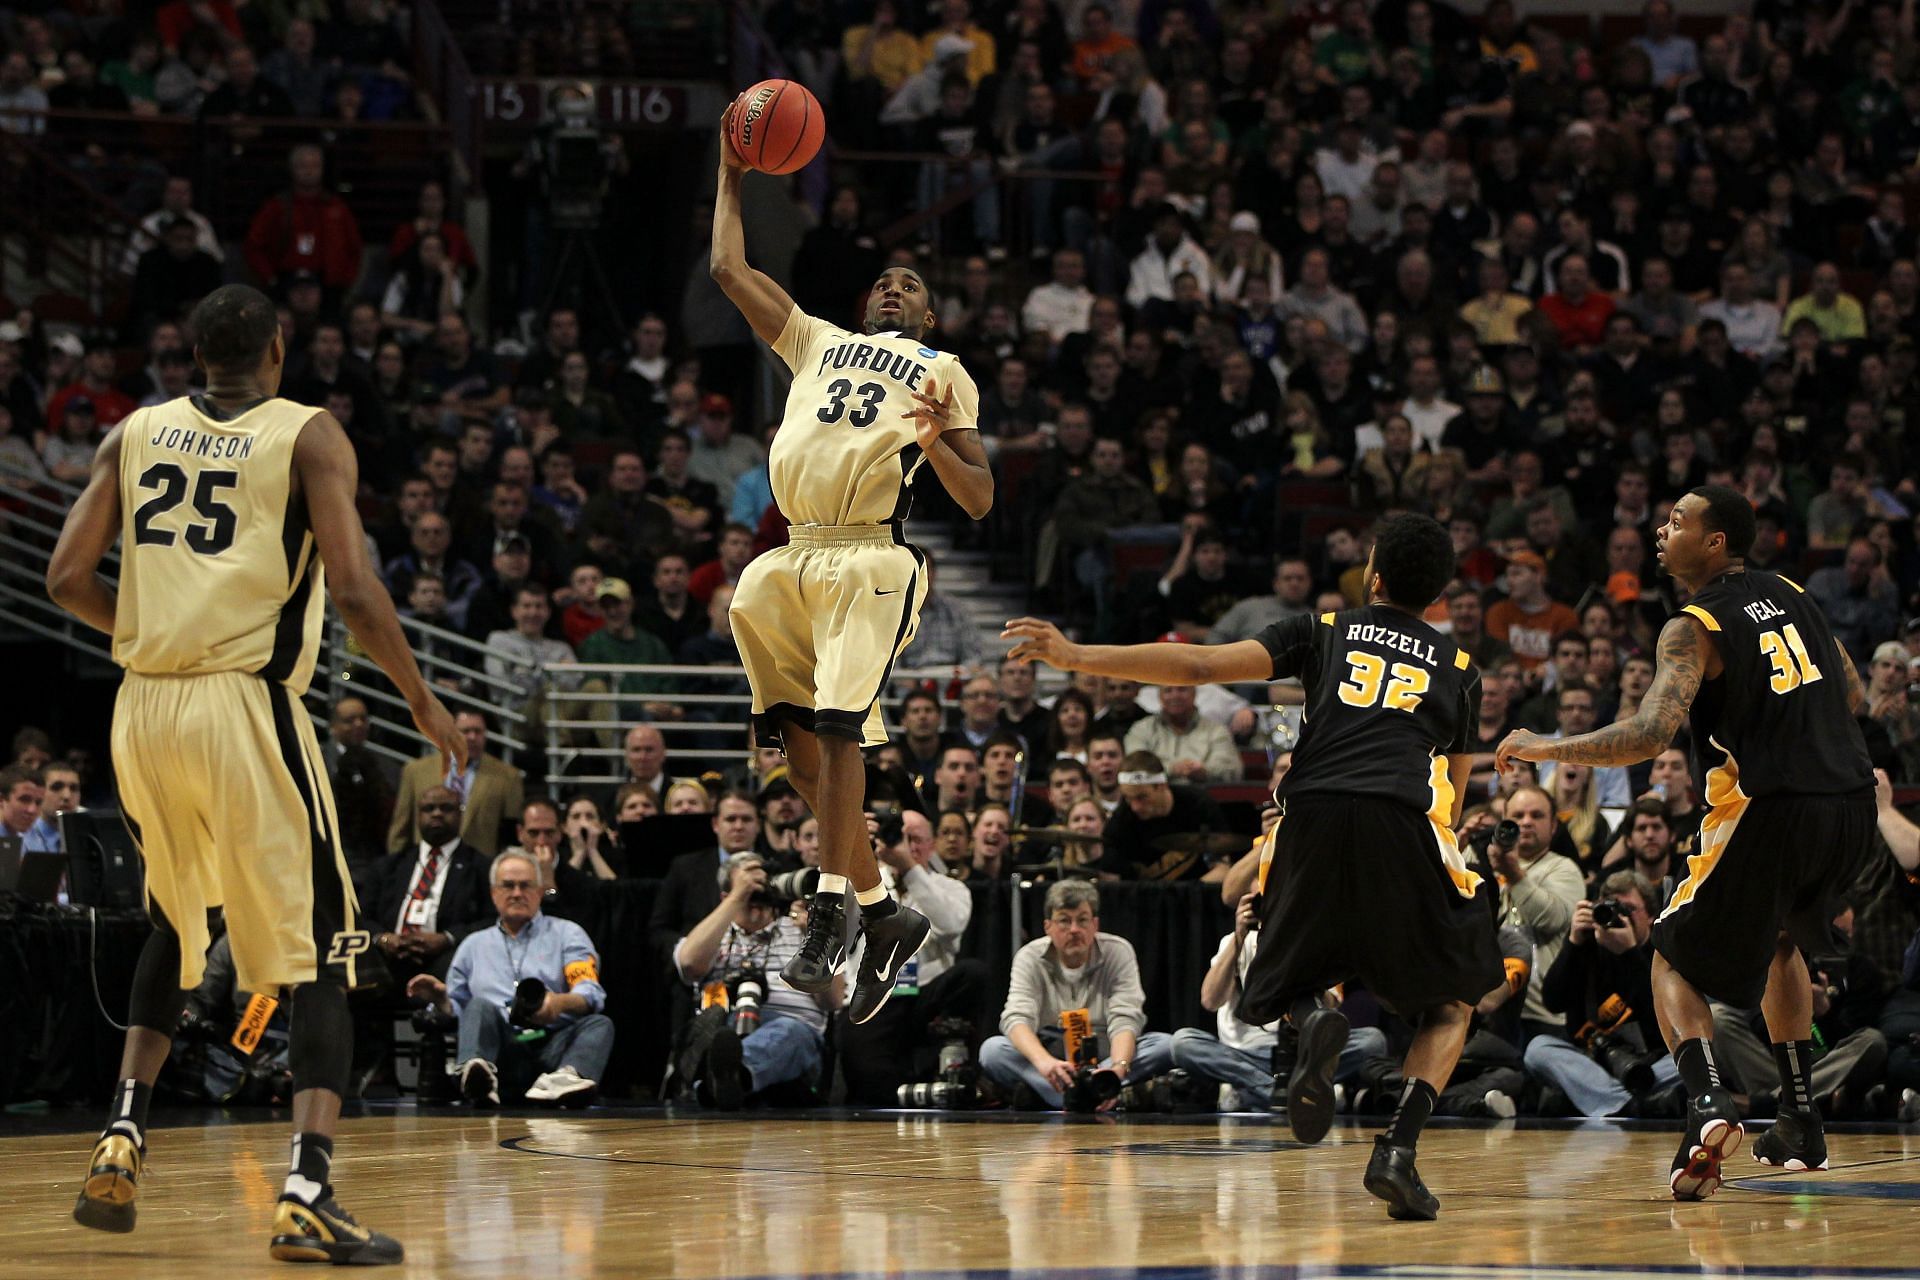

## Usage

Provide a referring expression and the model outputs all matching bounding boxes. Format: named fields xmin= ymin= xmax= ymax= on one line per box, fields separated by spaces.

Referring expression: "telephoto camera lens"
xmin=732 ymin=971 xmax=764 ymax=1037
xmin=1492 ymin=819 xmax=1520 ymax=850
xmin=766 ymin=867 xmax=821 ymax=901
xmin=508 ymin=978 xmax=548 ymax=1028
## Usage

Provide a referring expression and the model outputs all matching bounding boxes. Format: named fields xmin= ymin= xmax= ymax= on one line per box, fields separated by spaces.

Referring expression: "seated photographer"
xmin=673 ymin=852 xmax=842 ymax=1108
xmin=407 ymin=851 xmax=614 ymax=1108
xmin=979 ymin=880 xmax=1174 ymax=1110
xmin=1486 ymin=785 xmax=1586 ymax=1040
xmin=1707 ymin=902 xmax=1891 ymax=1117
xmin=1171 ymin=892 xmax=1389 ymax=1110
xmin=840 ymin=810 xmax=989 ymax=1105
xmin=1521 ymin=871 xmax=1683 ymax=1117
xmin=1094 ymin=750 xmax=1233 ymax=881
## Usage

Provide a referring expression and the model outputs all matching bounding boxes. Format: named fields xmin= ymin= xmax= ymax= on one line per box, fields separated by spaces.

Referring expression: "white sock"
xmin=854 ymin=883 xmax=890 ymax=907
xmin=817 ymin=873 xmax=849 ymax=895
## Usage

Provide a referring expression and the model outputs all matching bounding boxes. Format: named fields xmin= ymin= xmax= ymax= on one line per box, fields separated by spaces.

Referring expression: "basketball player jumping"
xmin=1005 ymin=514 xmax=1502 ymax=1220
xmin=709 ymin=110 xmax=994 ymax=1018
xmin=52 ymin=285 xmax=465 ymax=1264
xmin=1499 ymin=486 xmax=1873 ymax=1200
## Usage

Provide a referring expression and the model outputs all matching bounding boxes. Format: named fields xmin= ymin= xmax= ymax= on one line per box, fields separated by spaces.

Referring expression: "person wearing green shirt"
xmin=1781 ymin=263 xmax=1867 ymax=343
xmin=577 ymin=578 xmax=682 ymax=723
xmin=1314 ymin=0 xmax=1384 ymax=85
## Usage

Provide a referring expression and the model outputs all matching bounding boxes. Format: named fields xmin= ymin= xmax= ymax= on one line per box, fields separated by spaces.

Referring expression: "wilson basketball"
xmin=729 ymin=79 xmax=825 ymax=176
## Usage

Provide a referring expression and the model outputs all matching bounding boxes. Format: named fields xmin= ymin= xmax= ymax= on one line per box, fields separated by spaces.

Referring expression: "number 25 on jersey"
xmin=1338 ymin=651 xmax=1430 ymax=711
xmin=1759 ymin=623 xmax=1823 ymax=694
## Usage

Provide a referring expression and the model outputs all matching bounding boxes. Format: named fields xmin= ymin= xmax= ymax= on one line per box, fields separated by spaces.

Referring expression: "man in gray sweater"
xmin=978 ymin=880 xmax=1174 ymax=1109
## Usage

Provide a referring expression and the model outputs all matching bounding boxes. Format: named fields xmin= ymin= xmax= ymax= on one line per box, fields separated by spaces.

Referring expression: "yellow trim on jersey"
xmin=1319 ymin=612 xmax=1336 ymax=626
xmin=1778 ymin=575 xmax=1805 ymax=593
xmin=1425 ymin=753 xmax=1481 ymax=899
xmin=1681 ymin=604 xmax=1720 ymax=632
xmin=1453 ymin=647 xmax=1471 ymax=670
xmin=1657 ymin=739 xmax=1747 ymax=921
xmin=1255 ymin=816 xmax=1280 ymax=895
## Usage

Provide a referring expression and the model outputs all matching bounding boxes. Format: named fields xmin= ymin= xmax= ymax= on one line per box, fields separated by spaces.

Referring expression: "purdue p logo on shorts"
xmin=325 ymin=930 xmax=373 ymax=964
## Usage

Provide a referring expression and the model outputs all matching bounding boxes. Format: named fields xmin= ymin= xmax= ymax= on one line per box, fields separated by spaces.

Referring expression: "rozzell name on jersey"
xmin=1345 ymin=623 xmax=1439 ymax=666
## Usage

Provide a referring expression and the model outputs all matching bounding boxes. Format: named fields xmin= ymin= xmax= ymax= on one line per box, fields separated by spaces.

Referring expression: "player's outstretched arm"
xmin=1497 ymin=613 xmax=1706 ymax=769
xmin=1001 ymin=617 xmax=1273 ymax=686
xmin=709 ymin=104 xmax=797 ymax=347
xmin=1838 ymin=636 xmax=1868 ymax=712
xmin=906 ymin=377 xmax=993 ymax=519
xmin=295 ymin=410 xmax=467 ymax=775
xmin=46 ymin=424 xmax=125 ymax=634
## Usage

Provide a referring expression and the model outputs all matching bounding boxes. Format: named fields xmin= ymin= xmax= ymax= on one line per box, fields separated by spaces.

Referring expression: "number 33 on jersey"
xmin=769 ymin=309 xmax=980 ymax=528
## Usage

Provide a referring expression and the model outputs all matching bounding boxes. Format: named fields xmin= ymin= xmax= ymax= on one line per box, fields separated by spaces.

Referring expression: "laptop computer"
xmin=0 ymin=834 xmax=66 ymax=902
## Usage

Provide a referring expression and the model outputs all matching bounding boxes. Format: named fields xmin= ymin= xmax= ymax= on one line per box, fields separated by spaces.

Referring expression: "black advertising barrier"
xmin=3 ymin=881 xmax=1234 ymax=1105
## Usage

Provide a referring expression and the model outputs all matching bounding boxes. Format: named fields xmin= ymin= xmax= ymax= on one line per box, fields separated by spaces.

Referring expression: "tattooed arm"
xmin=1497 ymin=614 xmax=1708 ymax=769
xmin=1837 ymin=637 xmax=1867 ymax=713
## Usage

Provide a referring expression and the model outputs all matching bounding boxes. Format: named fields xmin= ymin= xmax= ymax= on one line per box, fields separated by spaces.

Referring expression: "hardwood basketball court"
xmin=9 ymin=1108 xmax=1920 ymax=1278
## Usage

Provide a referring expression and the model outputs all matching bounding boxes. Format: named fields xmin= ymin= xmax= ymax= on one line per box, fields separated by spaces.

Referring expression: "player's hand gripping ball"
xmin=726 ymin=79 xmax=825 ymax=175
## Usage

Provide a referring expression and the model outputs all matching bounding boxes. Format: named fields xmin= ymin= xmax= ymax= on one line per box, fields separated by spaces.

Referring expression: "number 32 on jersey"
xmin=1338 ymin=651 xmax=1430 ymax=711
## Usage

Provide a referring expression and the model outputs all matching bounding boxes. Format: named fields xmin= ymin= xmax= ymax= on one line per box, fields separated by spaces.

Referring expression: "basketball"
xmin=728 ymin=79 xmax=825 ymax=176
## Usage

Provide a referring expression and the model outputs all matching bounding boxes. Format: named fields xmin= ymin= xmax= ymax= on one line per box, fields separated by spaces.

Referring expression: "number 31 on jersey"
xmin=1759 ymin=623 xmax=1823 ymax=694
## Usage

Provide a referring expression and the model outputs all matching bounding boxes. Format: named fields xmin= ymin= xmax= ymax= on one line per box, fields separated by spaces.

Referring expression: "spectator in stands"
xmin=120 ymin=176 xmax=222 ymax=276
xmin=414 ymin=314 xmax=506 ymax=432
xmin=199 ymin=43 xmax=292 ymax=119
xmin=0 ymin=52 xmax=49 ymax=133
xmin=687 ymin=394 xmax=763 ymax=506
xmin=996 ymin=655 xmax=1050 ymax=757
xmin=1537 ymin=254 xmax=1615 ymax=356
xmin=379 ymin=233 xmax=465 ymax=345
xmin=548 ymin=350 xmax=624 ymax=441
xmin=614 ymin=313 xmax=672 ymax=441
xmin=689 ymin=522 xmax=753 ymax=605
xmin=840 ymin=809 xmax=986 ymax=1103
xmin=842 ymin=0 xmax=923 ymax=98
xmin=1093 ymin=748 xmax=1230 ymax=880
xmin=364 ymin=784 xmax=493 ymax=987
xmin=389 ymin=710 xmax=525 ymax=856
xmin=674 ymin=852 xmax=838 ymax=1107
xmin=1698 ymin=261 xmax=1785 ymax=361
xmin=1206 ymin=557 xmax=1312 ymax=645
xmin=1051 ymin=436 xmax=1159 ymax=625
xmin=980 ymin=879 xmax=1173 ymax=1108
xmin=1534 ymin=685 xmax=1633 ymax=808
xmin=576 ymin=578 xmax=680 ymax=722
xmin=0 ymin=765 xmax=44 ymax=848
xmin=583 ymin=450 xmax=675 ymax=576
xmin=1489 ymin=785 xmax=1586 ymax=1039
xmin=483 ymin=585 xmax=575 ymax=705
xmin=1277 ymin=247 xmax=1367 ymax=352
xmin=244 ymin=143 xmax=363 ymax=299
xmin=326 ymin=695 xmax=394 ymax=867
xmin=897 ymin=556 xmax=988 ymax=673
xmin=409 ymin=849 xmax=612 ymax=1107
xmin=1784 ymin=262 xmax=1868 ymax=343
xmin=514 ymin=308 xmax=583 ymax=396
xmin=1022 ymin=249 xmax=1094 ymax=348
xmin=1486 ymin=552 xmax=1580 ymax=675
xmin=41 ymin=397 xmax=100 ymax=484
xmin=932 ymin=743 xmax=982 ymax=812
xmin=48 ymin=339 xmax=135 ymax=432
xmin=1126 ymin=204 xmax=1212 ymax=308
xmin=1808 ymin=538 xmax=1902 ymax=668
xmin=23 ymin=760 xmax=79 ymax=853
xmin=1123 ymin=684 xmax=1240 ymax=785
xmin=1807 ymin=455 xmax=1872 ymax=550
xmin=895 ymin=690 xmax=950 ymax=784
xmin=384 ymin=512 xmax=481 ymax=628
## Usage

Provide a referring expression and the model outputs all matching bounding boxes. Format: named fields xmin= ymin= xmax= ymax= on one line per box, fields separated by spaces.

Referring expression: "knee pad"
xmin=128 ymin=924 xmax=189 ymax=1034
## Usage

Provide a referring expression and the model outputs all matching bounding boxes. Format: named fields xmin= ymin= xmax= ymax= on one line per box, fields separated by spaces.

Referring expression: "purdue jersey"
xmin=113 ymin=396 xmax=327 ymax=694
xmin=1679 ymin=568 xmax=1872 ymax=799
xmin=1257 ymin=605 xmax=1480 ymax=815
xmin=770 ymin=308 xmax=980 ymax=526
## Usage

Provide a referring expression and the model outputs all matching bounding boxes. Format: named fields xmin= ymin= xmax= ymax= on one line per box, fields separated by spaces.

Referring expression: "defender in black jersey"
xmin=1006 ymin=514 xmax=1502 ymax=1221
xmin=1500 ymin=486 xmax=1874 ymax=1202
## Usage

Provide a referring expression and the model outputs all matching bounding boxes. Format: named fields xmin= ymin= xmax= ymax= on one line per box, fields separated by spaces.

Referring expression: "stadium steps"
xmin=911 ymin=524 xmax=1024 ymax=660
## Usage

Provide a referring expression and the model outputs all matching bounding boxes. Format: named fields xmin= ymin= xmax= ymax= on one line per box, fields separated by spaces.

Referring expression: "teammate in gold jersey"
xmin=710 ymin=103 xmax=993 ymax=1029
xmin=50 ymin=285 xmax=464 ymax=1265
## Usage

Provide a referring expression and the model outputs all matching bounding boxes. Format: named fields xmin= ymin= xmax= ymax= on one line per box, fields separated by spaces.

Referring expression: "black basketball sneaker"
xmin=1286 ymin=1007 xmax=1349 ymax=1144
xmin=1364 ymin=1135 xmax=1440 ymax=1220
xmin=1670 ymin=1089 xmax=1745 ymax=1200
xmin=1753 ymin=1106 xmax=1829 ymax=1171
xmin=848 ymin=905 xmax=931 ymax=1024
xmin=72 ymin=1132 xmax=143 ymax=1233
xmin=269 ymin=1190 xmax=404 ymax=1265
xmin=783 ymin=891 xmax=848 ymax=994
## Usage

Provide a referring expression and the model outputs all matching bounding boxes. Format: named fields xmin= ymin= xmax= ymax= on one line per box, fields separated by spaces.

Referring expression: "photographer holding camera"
xmin=1521 ymin=870 xmax=1683 ymax=1117
xmin=840 ymin=809 xmax=989 ymax=1105
xmin=978 ymin=880 xmax=1174 ymax=1110
xmin=671 ymin=852 xmax=842 ymax=1108
xmin=407 ymin=851 xmax=613 ymax=1108
xmin=1487 ymin=785 xmax=1587 ymax=1040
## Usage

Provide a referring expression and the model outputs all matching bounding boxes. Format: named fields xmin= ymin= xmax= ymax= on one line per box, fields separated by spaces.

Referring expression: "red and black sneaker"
xmin=1670 ymin=1090 xmax=1744 ymax=1201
